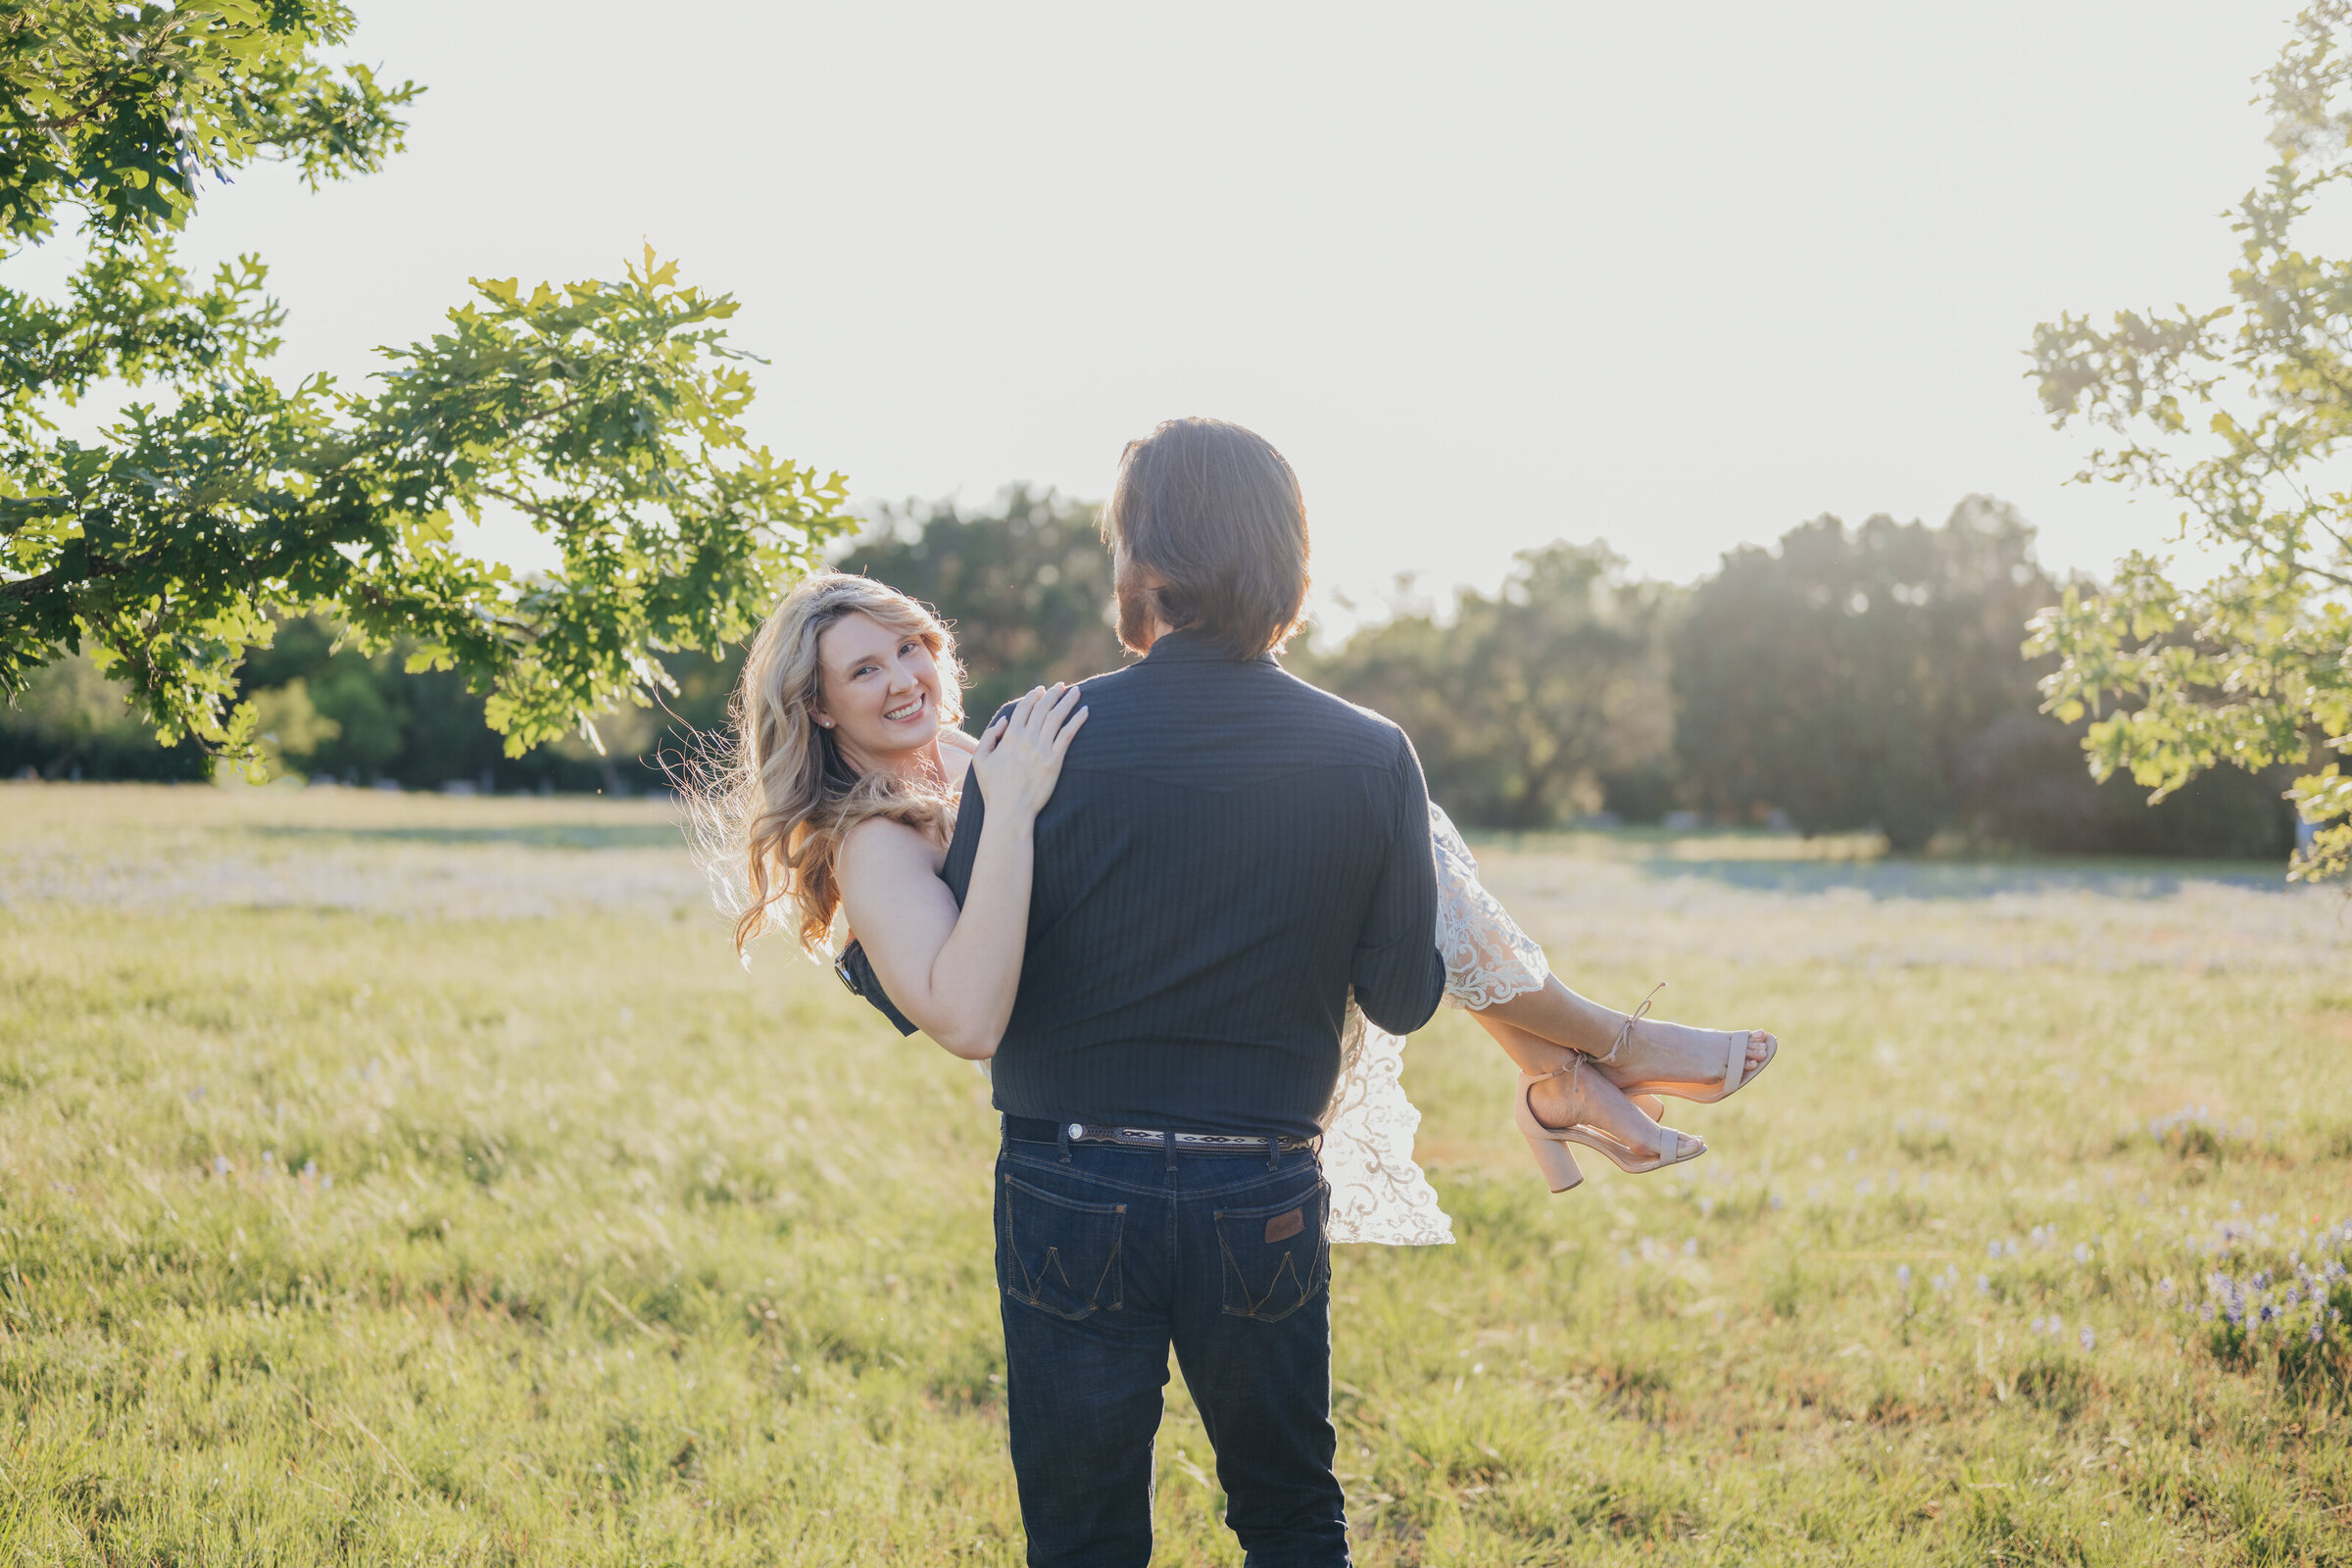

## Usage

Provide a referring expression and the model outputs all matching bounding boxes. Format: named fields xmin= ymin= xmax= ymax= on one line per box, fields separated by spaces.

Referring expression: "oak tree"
xmin=0 ymin=3 xmax=855 ymax=772
xmin=2029 ymin=1 xmax=2352 ymax=880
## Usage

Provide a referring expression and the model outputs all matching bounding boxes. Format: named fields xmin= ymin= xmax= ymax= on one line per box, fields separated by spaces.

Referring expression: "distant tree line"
xmin=1295 ymin=494 xmax=2290 ymax=857
xmin=1 ymin=486 xmax=2298 ymax=858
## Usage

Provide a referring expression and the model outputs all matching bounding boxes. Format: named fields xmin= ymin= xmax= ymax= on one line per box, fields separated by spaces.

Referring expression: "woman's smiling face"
xmin=813 ymin=611 xmax=945 ymax=766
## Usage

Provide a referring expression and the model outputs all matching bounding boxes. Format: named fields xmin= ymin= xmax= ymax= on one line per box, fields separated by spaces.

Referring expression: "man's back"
xmin=941 ymin=629 xmax=1446 ymax=1140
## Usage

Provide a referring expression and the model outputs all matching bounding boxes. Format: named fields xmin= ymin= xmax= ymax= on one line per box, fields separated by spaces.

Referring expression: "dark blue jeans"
xmin=994 ymin=1123 xmax=1347 ymax=1568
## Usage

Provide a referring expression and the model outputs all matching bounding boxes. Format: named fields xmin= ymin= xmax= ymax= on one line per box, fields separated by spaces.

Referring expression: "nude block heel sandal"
xmin=1516 ymin=1057 xmax=1707 ymax=1183
xmin=1513 ymin=1072 xmax=1587 ymax=1193
xmin=1595 ymin=983 xmax=1778 ymax=1105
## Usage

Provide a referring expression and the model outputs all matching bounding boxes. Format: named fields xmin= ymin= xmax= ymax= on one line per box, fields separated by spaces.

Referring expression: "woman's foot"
xmin=1590 ymin=986 xmax=1776 ymax=1104
xmin=1521 ymin=1056 xmax=1705 ymax=1180
xmin=1479 ymin=977 xmax=1768 ymax=1084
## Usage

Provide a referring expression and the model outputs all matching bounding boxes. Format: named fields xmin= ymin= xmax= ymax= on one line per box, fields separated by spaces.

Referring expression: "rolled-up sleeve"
xmin=1349 ymin=730 xmax=1446 ymax=1035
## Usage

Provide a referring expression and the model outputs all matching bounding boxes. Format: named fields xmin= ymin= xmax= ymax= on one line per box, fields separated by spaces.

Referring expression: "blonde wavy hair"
xmin=684 ymin=570 xmax=966 ymax=961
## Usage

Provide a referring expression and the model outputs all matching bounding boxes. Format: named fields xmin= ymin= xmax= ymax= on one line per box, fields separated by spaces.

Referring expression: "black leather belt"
xmin=1004 ymin=1114 xmax=1314 ymax=1153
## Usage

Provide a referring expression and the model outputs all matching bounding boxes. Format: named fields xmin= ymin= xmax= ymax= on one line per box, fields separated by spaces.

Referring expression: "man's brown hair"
xmin=1102 ymin=417 xmax=1309 ymax=660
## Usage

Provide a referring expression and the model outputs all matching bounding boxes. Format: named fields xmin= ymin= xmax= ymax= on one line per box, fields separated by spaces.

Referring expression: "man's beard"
xmin=1114 ymin=569 xmax=1161 ymax=655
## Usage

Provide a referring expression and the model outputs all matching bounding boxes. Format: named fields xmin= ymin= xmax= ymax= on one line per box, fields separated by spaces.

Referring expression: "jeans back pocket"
xmin=1000 ymin=1174 xmax=1127 ymax=1320
xmin=1212 ymin=1180 xmax=1330 ymax=1322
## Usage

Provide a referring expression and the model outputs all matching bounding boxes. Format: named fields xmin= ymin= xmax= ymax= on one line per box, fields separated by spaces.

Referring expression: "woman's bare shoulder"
xmin=835 ymin=813 xmax=942 ymax=882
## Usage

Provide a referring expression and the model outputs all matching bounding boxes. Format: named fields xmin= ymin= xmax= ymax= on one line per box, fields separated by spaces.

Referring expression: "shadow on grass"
xmin=241 ymin=824 xmax=684 ymax=852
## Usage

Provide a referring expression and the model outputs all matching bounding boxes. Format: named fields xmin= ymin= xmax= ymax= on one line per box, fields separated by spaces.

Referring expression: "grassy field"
xmin=2 ymin=782 xmax=2349 ymax=1565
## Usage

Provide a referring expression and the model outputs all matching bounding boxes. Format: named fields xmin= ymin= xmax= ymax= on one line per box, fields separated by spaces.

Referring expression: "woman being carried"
xmin=693 ymin=565 xmax=1776 ymax=1242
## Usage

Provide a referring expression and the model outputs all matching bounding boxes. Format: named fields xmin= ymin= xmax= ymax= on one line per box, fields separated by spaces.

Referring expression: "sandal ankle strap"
xmin=1594 ymin=981 xmax=1666 ymax=1067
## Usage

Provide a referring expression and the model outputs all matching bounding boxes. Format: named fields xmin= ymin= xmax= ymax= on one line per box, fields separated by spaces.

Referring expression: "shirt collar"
xmin=1141 ymin=627 xmax=1280 ymax=667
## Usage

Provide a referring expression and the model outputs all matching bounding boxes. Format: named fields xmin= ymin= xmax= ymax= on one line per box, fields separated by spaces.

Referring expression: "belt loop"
xmin=1162 ymin=1129 xmax=1175 ymax=1171
xmin=1266 ymin=1136 xmax=1280 ymax=1172
xmin=1057 ymin=1121 xmax=1071 ymax=1164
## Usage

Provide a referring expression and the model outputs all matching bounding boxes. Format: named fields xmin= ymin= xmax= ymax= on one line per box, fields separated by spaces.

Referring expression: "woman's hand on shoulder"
xmin=969 ymin=683 xmax=1088 ymax=823
xmin=937 ymin=725 xmax=979 ymax=796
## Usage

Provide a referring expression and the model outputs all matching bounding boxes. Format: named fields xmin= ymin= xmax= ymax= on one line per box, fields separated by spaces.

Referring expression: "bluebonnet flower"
xmin=1896 ymin=1264 xmax=1912 ymax=1289
xmin=2074 ymin=1244 xmax=2090 ymax=1264
xmin=2080 ymin=1325 xmax=2096 ymax=1350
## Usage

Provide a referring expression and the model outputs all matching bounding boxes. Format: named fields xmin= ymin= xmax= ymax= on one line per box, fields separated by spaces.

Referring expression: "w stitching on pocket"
xmin=1212 ymin=1182 xmax=1329 ymax=1323
xmin=1001 ymin=1174 xmax=1127 ymax=1321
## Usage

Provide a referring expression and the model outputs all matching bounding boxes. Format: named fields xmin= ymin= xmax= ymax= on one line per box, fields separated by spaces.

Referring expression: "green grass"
xmin=2 ymin=782 xmax=2349 ymax=1565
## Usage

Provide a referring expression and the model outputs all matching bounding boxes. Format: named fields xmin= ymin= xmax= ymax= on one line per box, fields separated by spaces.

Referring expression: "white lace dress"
xmin=1319 ymin=804 xmax=1549 ymax=1246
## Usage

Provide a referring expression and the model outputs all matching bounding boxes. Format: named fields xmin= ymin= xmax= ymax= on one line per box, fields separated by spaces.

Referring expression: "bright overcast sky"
xmin=101 ymin=1 xmax=2303 ymax=628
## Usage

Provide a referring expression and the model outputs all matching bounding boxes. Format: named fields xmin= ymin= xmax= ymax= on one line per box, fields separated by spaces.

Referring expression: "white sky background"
xmin=51 ymin=1 xmax=2308 ymax=633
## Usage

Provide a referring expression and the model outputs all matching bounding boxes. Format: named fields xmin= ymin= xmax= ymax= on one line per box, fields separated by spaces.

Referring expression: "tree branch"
xmin=476 ymin=482 xmax=589 ymax=534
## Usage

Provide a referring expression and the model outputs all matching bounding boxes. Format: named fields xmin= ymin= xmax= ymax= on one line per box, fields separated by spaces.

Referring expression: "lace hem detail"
xmin=1430 ymin=803 xmax=1549 ymax=1010
xmin=1322 ymin=802 xmax=1545 ymax=1245
xmin=1322 ymin=1003 xmax=1454 ymax=1246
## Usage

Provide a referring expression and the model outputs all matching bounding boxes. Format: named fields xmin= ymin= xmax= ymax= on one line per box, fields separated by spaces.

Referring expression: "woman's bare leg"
xmin=1471 ymin=1012 xmax=1664 ymax=1125
xmin=1481 ymin=975 xmax=1623 ymax=1057
xmin=1476 ymin=1014 xmax=1690 ymax=1154
xmin=1482 ymin=975 xmax=1771 ymax=1084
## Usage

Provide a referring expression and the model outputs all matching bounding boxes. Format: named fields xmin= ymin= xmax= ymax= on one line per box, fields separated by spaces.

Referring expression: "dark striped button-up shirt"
xmin=941 ymin=628 xmax=1446 ymax=1140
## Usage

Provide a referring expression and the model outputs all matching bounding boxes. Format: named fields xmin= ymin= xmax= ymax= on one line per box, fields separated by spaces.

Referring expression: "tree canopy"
xmin=2029 ymin=0 xmax=2352 ymax=881
xmin=1676 ymin=499 xmax=2053 ymax=852
xmin=1298 ymin=543 xmax=1677 ymax=830
xmin=0 ymin=2 xmax=855 ymax=771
